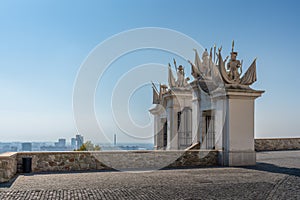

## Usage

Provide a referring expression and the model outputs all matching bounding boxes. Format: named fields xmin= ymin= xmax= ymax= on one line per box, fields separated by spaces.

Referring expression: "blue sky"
xmin=0 ymin=0 xmax=299 ymax=143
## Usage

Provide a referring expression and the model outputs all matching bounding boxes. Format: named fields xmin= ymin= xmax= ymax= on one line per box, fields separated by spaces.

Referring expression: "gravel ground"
xmin=0 ymin=150 xmax=299 ymax=199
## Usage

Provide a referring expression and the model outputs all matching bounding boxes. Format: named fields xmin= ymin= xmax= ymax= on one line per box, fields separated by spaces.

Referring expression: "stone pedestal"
xmin=221 ymin=88 xmax=264 ymax=166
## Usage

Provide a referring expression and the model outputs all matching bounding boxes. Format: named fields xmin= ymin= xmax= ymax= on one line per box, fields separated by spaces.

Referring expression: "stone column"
xmin=191 ymin=81 xmax=201 ymax=145
xmin=167 ymin=102 xmax=178 ymax=150
xmin=149 ymin=105 xmax=165 ymax=150
xmin=220 ymin=88 xmax=264 ymax=166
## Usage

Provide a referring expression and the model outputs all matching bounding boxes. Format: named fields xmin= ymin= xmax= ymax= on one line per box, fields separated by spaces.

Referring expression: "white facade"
xmin=150 ymin=45 xmax=264 ymax=166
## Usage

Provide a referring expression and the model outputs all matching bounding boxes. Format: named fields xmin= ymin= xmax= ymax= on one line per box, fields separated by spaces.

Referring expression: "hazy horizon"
xmin=0 ymin=0 xmax=300 ymax=143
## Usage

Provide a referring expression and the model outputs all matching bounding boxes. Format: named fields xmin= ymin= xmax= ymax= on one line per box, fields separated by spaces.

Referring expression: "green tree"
xmin=76 ymin=141 xmax=101 ymax=151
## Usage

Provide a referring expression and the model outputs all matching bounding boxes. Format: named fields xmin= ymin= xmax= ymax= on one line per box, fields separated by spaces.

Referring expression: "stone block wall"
xmin=0 ymin=152 xmax=17 ymax=183
xmin=0 ymin=150 xmax=218 ymax=183
xmin=2 ymin=138 xmax=300 ymax=183
xmin=255 ymin=138 xmax=300 ymax=151
xmin=16 ymin=152 xmax=111 ymax=173
xmin=168 ymin=150 xmax=218 ymax=168
xmin=16 ymin=150 xmax=218 ymax=173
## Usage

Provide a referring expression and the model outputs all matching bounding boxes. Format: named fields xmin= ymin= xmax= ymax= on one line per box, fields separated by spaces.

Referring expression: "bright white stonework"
xmin=150 ymin=42 xmax=264 ymax=166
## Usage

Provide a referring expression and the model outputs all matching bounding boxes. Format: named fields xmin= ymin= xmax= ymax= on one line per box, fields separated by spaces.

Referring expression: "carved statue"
xmin=202 ymin=49 xmax=211 ymax=78
xmin=153 ymin=41 xmax=258 ymax=104
xmin=227 ymin=52 xmax=242 ymax=82
xmin=188 ymin=49 xmax=215 ymax=80
xmin=168 ymin=63 xmax=176 ymax=88
xmin=176 ymin=65 xmax=185 ymax=87
xmin=217 ymin=41 xmax=257 ymax=87
xmin=151 ymin=82 xmax=168 ymax=104
xmin=167 ymin=59 xmax=189 ymax=88
xmin=188 ymin=41 xmax=257 ymax=92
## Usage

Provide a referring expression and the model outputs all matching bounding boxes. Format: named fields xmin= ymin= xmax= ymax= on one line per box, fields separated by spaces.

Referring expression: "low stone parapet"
xmin=16 ymin=150 xmax=218 ymax=173
xmin=255 ymin=138 xmax=300 ymax=151
xmin=0 ymin=150 xmax=218 ymax=183
xmin=0 ymin=152 xmax=17 ymax=183
xmin=16 ymin=152 xmax=111 ymax=173
xmin=2 ymin=138 xmax=300 ymax=183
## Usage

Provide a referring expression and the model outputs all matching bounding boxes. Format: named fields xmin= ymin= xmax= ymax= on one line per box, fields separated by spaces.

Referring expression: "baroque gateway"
xmin=150 ymin=42 xmax=264 ymax=166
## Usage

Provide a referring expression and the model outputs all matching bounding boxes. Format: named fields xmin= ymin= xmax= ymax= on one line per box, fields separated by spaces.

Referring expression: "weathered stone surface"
xmin=15 ymin=150 xmax=217 ymax=174
xmin=1 ymin=151 xmax=299 ymax=200
xmin=167 ymin=150 xmax=218 ymax=168
xmin=255 ymin=138 xmax=300 ymax=151
xmin=0 ymin=152 xmax=17 ymax=183
xmin=0 ymin=150 xmax=218 ymax=183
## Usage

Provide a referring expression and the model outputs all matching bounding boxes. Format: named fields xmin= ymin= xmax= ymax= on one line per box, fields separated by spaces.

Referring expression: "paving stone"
xmin=0 ymin=151 xmax=299 ymax=199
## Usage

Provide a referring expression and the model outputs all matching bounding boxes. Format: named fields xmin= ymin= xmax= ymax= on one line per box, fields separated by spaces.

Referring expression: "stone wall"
xmin=0 ymin=152 xmax=17 ymax=183
xmin=0 ymin=150 xmax=219 ymax=183
xmin=255 ymin=138 xmax=300 ymax=151
xmin=2 ymin=138 xmax=300 ymax=183
xmin=16 ymin=152 xmax=111 ymax=173
xmin=167 ymin=150 xmax=218 ymax=168
xmin=16 ymin=150 xmax=218 ymax=173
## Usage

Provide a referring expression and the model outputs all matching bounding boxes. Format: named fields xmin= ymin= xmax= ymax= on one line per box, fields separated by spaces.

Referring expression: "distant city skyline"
xmin=0 ymin=139 xmax=154 ymax=153
xmin=0 ymin=1 xmax=299 ymax=143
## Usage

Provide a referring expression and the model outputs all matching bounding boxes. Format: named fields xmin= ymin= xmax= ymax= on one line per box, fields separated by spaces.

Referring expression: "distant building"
xmin=22 ymin=143 xmax=32 ymax=151
xmin=55 ymin=138 xmax=66 ymax=148
xmin=40 ymin=145 xmax=71 ymax=151
xmin=114 ymin=134 xmax=117 ymax=146
xmin=71 ymin=138 xmax=76 ymax=149
xmin=76 ymin=134 xmax=84 ymax=149
xmin=0 ymin=144 xmax=10 ymax=153
xmin=10 ymin=146 xmax=18 ymax=151
xmin=41 ymin=138 xmax=69 ymax=151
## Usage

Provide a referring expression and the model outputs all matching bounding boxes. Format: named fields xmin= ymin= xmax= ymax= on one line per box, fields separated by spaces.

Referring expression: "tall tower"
xmin=75 ymin=134 xmax=84 ymax=149
xmin=114 ymin=134 xmax=117 ymax=146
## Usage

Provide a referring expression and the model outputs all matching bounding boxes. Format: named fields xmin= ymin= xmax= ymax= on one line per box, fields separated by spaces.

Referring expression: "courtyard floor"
xmin=0 ymin=150 xmax=299 ymax=199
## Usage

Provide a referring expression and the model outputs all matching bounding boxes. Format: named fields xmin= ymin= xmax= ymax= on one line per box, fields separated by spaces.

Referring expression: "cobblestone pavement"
xmin=0 ymin=150 xmax=299 ymax=199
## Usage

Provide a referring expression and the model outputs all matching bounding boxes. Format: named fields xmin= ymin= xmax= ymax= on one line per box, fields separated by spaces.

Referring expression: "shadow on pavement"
xmin=243 ymin=162 xmax=300 ymax=177
xmin=0 ymin=175 xmax=18 ymax=188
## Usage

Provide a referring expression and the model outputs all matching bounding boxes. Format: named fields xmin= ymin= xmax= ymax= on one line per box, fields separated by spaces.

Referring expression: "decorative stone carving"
xmin=151 ymin=59 xmax=193 ymax=150
xmin=188 ymin=48 xmax=223 ymax=93
xmin=152 ymin=82 xmax=160 ymax=104
xmin=151 ymin=82 xmax=168 ymax=105
xmin=150 ymin=41 xmax=264 ymax=164
xmin=227 ymin=53 xmax=241 ymax=82
xmin=168 ymin=59 xmax=190 ymax=89
xmin=217 ymin=41 xmax=257 ymax=87
xmin=188 ymin=41 xmax=258 ymax=91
